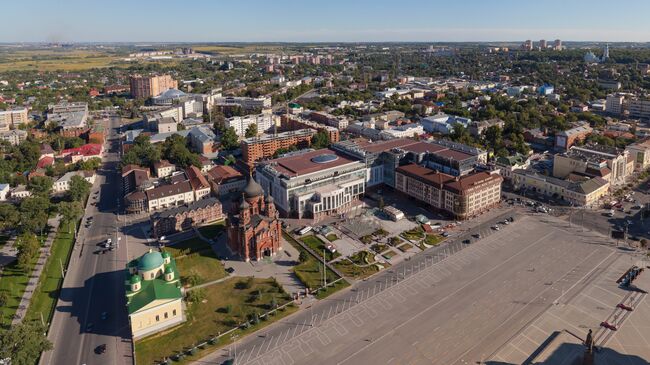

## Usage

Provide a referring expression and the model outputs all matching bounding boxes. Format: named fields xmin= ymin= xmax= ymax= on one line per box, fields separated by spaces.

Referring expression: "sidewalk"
xmin=11 ymin=215 xmax=62 ymax=325
xmin=0 ymin=234 xmax=18 ymax=274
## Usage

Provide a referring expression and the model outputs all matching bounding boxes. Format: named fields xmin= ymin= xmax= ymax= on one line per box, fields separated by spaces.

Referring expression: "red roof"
xmin=37 ymin=156 xmax=54 ymax=168
xmin=270 ymin=148 xmax=357 ymax=177
xmin=61 ymin=144 xmax=102 ymax=157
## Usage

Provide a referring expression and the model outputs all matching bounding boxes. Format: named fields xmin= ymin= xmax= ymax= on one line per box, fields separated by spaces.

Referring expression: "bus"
xmin=295 ymin=226 xmax=312 ymax=236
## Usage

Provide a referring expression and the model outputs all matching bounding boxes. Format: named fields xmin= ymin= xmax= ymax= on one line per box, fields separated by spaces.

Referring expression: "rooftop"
xmin=265 ymin=148 xmax=357 ymax=177
xmin=152 ymin=197 xmax=220 ymax=220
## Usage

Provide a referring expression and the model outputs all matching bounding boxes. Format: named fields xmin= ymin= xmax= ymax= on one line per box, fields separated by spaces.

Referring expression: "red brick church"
xmin=226 ymin=177 xmax=282 ymax=261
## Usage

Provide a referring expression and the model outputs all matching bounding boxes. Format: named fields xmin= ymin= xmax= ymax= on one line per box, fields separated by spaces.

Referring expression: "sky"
xmin=2 ymin=0 xmax=650 ymax=43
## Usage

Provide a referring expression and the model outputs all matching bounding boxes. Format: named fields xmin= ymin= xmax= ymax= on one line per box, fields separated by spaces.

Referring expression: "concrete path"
xmin=12 ymin=215 xmax=62 ymax=325
xmin=0 ymin=234 xmax=18 ymax=273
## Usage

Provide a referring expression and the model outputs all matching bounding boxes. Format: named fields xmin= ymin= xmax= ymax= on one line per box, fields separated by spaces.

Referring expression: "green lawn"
xmin=24 ymin=221 xmax=76 ymax=324
xmin=283 ymin=232 xmax=345 ymax=294
xmin=382 ymin=251 xmax=397 ymax=260
xmin=164 ymin=237 xmax=211 ymax=257
xmin=325 ymin=233 xmax=339 ymax=242
xmin=300 ymin=235 xmax=340 ymax=262
xmin=397 ymin=243 xmax=414 ymax=252
xmin=424 ymin=234 xmax=444 ymax=246
xmin=197 ymin=220 xmax=225 ymax=240
xmin=135 ymin=277 xmax=296 ymax=365
xmin=333 ymin=251 xmax=382 ymax=280
xmin=401 ymin=227 xmax=424 ymax=240
xmin=0 ymin=254 xmax=38 ymax=328
xmin=164 ymin=238 xmax=227 ymax=287
xmin=370 ymin=243 xmax=388 ymax=253
xmin=388 ymin=236 xmax=403 ymax=246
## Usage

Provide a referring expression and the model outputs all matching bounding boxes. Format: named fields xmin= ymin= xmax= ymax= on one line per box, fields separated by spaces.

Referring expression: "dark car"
xmin=94 ymin=344 xmax=107 ymax=354
xmin=462 ymin=239 xmax=471 ymax=244
xmin=225 ymin=267 xmax=235 ymax=274
xmin=600 ymin=321 xmax=617 ymax=331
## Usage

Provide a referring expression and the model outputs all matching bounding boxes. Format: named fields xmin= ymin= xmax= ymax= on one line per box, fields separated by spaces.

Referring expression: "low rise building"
xmin=256 ymin=148 xmax=366 ymax=220
xmin=0 ymin=129 xmax=28 ymax=146
xmin=421 ymin=113 xmax=472 ymax=135
xmin=153 ymin=160 xmax=175 ymax=178
xmin=10 ymin=185 xmax=31 ymax=200
xmin=187 ymin=126 xmax=215 ymax=154
xmin=512 ymin=169 xmax=609 ymax=206
xmin=379 ymin=123 xmax=424 ymax=139
xmin=59 ymin=143 xmax=103 ymax=164
xmin=186 ymin=165 xmax=211 ymax=200
xmin=395 ymin=164 xmax=503 ymax=220
xmin=468 ymin=118 xmax=505 ymax=137
xmin=53 ymin=171 xmax=96 ymax=193
xmin=280 ymin=115 xmax=340 ymax=143
xmin=554 ymin=124 xmax=593 ymax=151
xmin=150 ymin=197 xmax=223 ymax=238
xmin=226 ymin=113 xmax=274 ymax=137
xmin=145 ymin=181 xmax=195 ymax=212
xmin=0 ymin=107 xmax=29 ymax=129
xmin=125 ymin=250 xmax=184 ymax=339
xmin=495 ymin=154 xmax=530 ymax=180
xmin=553 ymin=144 xmax=630 ymax=186
xmin=122 ymin=165 xmax=150 ymax=195
xmin=0 ymin=183 xmax=9 ymax=201
xmin=626 ymin=139 xmax=650 ymax=171
xmin=206 ymin=165 xmax=246 ymax=196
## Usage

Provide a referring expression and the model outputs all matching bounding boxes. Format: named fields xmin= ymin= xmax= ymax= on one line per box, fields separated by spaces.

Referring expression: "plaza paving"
xmin=194 ymin=213 xmax=643 ymax=365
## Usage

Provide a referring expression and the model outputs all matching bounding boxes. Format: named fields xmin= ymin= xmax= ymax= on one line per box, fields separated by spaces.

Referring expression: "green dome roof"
xmin=138 ymin=251 xmax=164 ymax=271
xmin=165 ymin=266 xmax=174 ymax=274
xmin=130 ymin=275 xmax=141 ymax=284
xmin=161 ymin=251 xmax=171 ymax=258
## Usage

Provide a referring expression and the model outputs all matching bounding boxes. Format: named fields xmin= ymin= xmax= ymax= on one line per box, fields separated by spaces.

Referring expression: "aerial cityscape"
xmin=1 ymin=1 xmax=650 ymax=365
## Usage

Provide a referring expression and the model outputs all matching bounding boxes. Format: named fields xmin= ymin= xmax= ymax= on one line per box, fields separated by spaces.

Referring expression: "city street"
xmin=40 ymin=117 xmax=133 ymax=365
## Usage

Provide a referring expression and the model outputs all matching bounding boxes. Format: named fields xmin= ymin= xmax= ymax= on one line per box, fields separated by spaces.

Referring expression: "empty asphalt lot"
xmin=196 ymin=214 xmax=619 ymax=365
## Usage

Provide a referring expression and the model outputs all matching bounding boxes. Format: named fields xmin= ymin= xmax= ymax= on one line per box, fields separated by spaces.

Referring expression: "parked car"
xmin=94 ymin=344 xmax=107 ymax=354
xmin=600 ymin=321 xmax=617 ymax=331
xmin=617 ymin=303 xmax=633 ymax=311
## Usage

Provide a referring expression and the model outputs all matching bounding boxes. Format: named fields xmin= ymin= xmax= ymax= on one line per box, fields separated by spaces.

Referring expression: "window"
xmin=173 ymin=309 xmax=177 ymax=316
xmin=155 ymin=315 xmax=160 ymax=322
xmin=164 ymin=312 xmax=168 ymax=319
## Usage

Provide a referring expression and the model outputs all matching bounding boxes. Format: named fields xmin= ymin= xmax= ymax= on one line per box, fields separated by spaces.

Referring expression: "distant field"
xmin=0 ymin=48 xmax=124 ymax=72
xmin=193 ymin=44 xmax=282 ymax=54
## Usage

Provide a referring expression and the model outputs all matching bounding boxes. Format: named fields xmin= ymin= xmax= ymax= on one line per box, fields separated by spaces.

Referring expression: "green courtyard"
xmin=135 ymin=277 xmax=296 ymax=365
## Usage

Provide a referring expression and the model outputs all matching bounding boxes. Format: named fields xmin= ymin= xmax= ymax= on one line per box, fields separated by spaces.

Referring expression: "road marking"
xmin=336 ymin=230 xmax=556 ymax=365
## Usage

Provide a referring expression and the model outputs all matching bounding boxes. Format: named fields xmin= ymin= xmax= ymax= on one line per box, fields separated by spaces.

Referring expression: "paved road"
xmin=41 ymin=117 xmax=133 ymax=365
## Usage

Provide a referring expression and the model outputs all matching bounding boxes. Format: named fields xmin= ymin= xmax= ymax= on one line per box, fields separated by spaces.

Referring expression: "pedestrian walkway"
xmin=11 ymin=215 xmax=62 ymax=325
xmin=0 ymin=235 xmax=18 ymax=274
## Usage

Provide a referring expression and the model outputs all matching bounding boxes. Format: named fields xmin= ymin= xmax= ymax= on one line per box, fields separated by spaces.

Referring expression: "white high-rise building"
xmin=605 ymin=94 xmax=625 ymax=115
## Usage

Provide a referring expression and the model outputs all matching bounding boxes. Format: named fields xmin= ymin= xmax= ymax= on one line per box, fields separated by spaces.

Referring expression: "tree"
xmin=19 ymin=196 xmax=50 ymax=234
xmin=0 ymin=203 xmax=20 ymax=231
xmin=67 ymin=175 xmax=91 ymax=202
xmin=16 ymin=233 xmax=40 ymax=270
xmin=0 ymin=320 xmax=53 ymax=365
xmin=28 ymin=176 xmax=53 ymax=196
xmin=161 ymin=134 xmax=201 ymax=169
xmin=298 ymin=251 xmax=309 ymax=263
xmin=220 ymin=127 xmax=239 ymax=150
xmin=58 ymin=201 xmax=83 ymax=231
xmin=0 ymin=291 xmax=8 ymax=309
xmin=121 ymin=134 xmax=161 ymax=168
xmin=244 ymin=123 xmax=258 ymax=138
xmin=311 ymin=130 xmax=330 ymax=149
xmin=186 ymin=288 xmax=206 ymax=303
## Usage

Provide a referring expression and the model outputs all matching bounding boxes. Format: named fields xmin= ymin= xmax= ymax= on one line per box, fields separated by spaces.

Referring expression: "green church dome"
xmin=130 ymin=275 xmax=141 ymax=284
xmin=164 ymin=266 xmax=174 ymax=274
xmin=138 ymin=251 xmax=164 ymax=271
